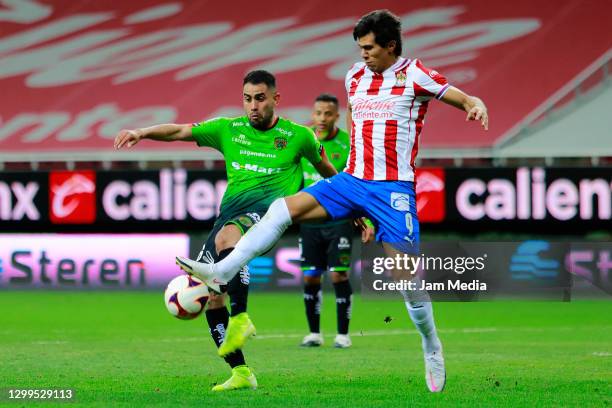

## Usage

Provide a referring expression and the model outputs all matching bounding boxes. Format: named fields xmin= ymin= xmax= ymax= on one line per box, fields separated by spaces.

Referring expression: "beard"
xmin=249 ymin=113 xmax=274 ymax=130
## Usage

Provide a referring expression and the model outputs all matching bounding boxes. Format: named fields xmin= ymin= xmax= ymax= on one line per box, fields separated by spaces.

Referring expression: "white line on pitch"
xmin=151 ymin=326 xmax=602 ymax=343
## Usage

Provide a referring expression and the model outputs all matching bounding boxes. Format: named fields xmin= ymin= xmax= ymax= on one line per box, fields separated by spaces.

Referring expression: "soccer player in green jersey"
xmin=299 ymin=94 xmax=373 ymax=348
xmin=114 ymin=70 xmax=337 ymax=391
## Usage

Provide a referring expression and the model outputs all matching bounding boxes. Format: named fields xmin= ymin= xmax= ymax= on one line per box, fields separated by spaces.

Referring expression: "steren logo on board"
xmin=274 ymin=137 xmax=288 ymax=150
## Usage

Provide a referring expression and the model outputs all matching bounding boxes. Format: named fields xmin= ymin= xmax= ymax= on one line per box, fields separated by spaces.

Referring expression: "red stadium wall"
xmin=1 ymin=0 xmax=611 ymax=160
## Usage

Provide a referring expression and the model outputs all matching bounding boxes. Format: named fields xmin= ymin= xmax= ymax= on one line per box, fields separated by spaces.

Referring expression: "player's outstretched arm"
xmin=439 ymin=87 xmax=489 ymax=130
xmin=113 ymin=124 xmax=194 ymax=149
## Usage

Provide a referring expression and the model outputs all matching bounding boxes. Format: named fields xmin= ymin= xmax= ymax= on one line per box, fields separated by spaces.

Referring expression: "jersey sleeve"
xmin=300 ymin=127 xmax=323 ymax=166
xmin=191 ymin=117 xmax=228 ymax=151
xmin=345 ymin=62 xmax=365 ymax=97
xmin=413 ymin=59 xmax=451 ymax=100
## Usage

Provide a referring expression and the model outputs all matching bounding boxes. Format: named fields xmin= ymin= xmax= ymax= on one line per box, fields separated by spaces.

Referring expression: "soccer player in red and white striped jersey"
xmin=176 ymin=9 xmax=488 ymax=393
xmin=345 ymin=56 xmax=453 ymax=181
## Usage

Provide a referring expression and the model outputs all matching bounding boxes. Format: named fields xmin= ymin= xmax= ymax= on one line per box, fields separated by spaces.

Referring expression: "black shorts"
xmin=196 ymin=212 xmax=264 ymax=263
xmin=299 ymin=221 xmax=354 ymax=277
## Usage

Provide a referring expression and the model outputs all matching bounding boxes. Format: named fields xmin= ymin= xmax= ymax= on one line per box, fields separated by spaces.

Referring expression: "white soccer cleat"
xmin=300 ymin=333 xmax=324 ymax=347
xmin=175 ymin=256 xmax=226 ymax=293
xmin=333 ymin=334 xmax=352 ymax=349
xmin=424 ymin=350 xmax=446 ymax=392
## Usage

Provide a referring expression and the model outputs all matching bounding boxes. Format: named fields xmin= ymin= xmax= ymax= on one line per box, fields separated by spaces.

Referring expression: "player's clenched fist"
xmin=114 ymin=129 xmax=142 ymax=149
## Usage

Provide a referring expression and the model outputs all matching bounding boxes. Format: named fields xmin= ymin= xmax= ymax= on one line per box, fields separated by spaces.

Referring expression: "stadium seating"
xmin=1 ymin=0 xmax=610 ymax=167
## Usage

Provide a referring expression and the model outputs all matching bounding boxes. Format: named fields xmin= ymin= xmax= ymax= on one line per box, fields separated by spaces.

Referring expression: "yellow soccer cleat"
xmin=218 ymin=313 xmax=256 ymax=357
xmin=211 ymin=365 xmax=257 ymax=392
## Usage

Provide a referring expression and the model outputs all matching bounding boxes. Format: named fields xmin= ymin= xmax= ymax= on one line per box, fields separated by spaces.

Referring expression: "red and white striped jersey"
xmin=344 ymin=57 xmax=450 ymax=181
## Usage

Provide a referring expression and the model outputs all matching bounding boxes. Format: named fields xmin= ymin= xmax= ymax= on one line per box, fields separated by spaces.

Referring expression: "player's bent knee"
xmin=214 ymin=224 xmax=241 ymax=251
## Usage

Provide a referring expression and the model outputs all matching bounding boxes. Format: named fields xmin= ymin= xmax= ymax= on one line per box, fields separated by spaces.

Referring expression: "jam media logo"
xmin=49 ymin=171 xmax=96 ymax=224
xmin=510 ymin=241 xmax=559 ymax=281
xmin=415 ymin=168 xmax=446 ymax=223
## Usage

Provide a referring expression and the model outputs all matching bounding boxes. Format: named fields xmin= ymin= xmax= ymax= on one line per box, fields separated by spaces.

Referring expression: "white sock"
xmin=215 ymin=198 xmax=292 ymax=282
xmin=401 ymin=278 xmax=441 ymax=354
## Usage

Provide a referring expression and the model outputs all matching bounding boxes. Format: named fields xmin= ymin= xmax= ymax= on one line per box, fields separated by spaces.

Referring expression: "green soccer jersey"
xmin=300 ymin=127 xmax=351 ymax=229
xmin=301 ymin=127 xmax=350 ymax=188
xmin=191 ymin=117 xmax=322 ymax=219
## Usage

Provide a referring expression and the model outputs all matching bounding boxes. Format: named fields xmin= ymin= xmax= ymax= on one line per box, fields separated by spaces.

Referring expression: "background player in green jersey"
xmin=299 ymin=94 xmax=373 ymax=348
xmin=114 ymin=70 xmax=336 ymax=391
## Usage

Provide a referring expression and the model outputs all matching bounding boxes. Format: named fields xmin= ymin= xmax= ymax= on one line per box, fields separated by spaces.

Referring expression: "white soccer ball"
xmin=164 ymin=275 xmax=209 ymax=320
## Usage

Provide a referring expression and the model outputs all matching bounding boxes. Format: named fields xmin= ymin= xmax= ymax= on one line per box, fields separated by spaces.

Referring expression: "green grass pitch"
xmin=1 ymin=291 xmax=610 ymax=407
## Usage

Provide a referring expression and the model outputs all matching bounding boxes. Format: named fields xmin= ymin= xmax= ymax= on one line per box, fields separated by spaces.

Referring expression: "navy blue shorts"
xmin=299 ymin=222 xmax=354 ymax=277
xmin=303 ymin=172 xmax=419 ymax=252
